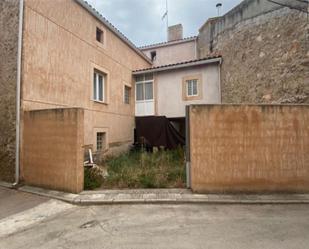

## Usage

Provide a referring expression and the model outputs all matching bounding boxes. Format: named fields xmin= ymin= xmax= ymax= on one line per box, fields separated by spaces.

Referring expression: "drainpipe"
xmin=219 ymin=58 xmax=222 ymax=103
xmin=13 ymin=0 xmax=24 ymax=186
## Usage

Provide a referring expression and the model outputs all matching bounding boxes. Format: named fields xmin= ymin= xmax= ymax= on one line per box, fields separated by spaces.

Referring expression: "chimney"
xmin=168 ymin=24 xmax=183 ymax=42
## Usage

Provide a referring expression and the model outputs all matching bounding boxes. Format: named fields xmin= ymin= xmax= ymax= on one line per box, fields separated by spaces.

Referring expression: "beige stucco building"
xmin=140 ymin=37 xmax=197 ymax=67
xmin=0 ymin=0 xmax=152 ymax=190
xmin=0 ymin=0 xmax=221 ymax=191
xmin=133 ymin=57 xmax=222 ymax=119
xmin=135 ymin=25 xmax=222 ymax=132
xmin=1 ymin=0 xmax=306 ymax=194
xmin=21 ymin=0 xmax=152 ymax=157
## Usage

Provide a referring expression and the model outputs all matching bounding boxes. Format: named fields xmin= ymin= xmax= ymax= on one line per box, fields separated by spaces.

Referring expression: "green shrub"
xmin=84 ymin=168 xmax=102 ymax=190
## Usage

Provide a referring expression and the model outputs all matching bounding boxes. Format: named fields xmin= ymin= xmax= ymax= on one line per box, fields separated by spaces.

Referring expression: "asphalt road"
xmin=1 ymin=187 xmax=309 ymax=249
xmin=0 ymin=186 xmax=49 ymax=219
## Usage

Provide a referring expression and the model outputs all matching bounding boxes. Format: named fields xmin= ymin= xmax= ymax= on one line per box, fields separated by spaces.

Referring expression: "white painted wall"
xmin=142 ymin=40 xmax=196 ymax=67
xmin=135 ymin=100 xmax=155 ymax=116
xmin=156 ymin=64 xmax=221 ymax=118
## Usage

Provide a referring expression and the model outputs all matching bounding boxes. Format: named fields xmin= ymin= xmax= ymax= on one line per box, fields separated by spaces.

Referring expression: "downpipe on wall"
xmin=13 ymin=0 xmax=24 ymax=187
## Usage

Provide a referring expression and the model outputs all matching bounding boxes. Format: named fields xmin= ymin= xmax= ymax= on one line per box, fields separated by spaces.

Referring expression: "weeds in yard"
xmin=99 ymin=147 xmax=186 ymax=189
xmin=84 ymin=167 xmax=103 ymax=190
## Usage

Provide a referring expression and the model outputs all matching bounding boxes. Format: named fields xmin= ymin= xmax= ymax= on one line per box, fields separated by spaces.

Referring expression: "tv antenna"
xmin=216 ymin=3 xmax=222 ymax=16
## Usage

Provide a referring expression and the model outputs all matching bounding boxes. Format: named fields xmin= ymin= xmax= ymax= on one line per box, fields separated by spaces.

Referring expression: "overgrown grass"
xmin=84 ymin=168 xmax=102 ymax=190
xmin=99 ymin=147 xmax=186 ymax=189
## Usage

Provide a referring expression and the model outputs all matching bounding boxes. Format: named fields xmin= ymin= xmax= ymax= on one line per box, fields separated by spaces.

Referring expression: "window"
xmin=135 ymin=74 xmax=154 ymax=101
xmin=186 ymin=79 xmax=198 ymax=96
xmin=150 ymin=51 xmax=156 ymax=61
xmin=124 ymin=85 xmax=131 ymax=104
xmin=96 ymin=132 xmax=106 ymax=151
xmin=93 ymin=70 xmax=106 ymax=102
xmin=96 ymin=27 xmax=104 ymax=43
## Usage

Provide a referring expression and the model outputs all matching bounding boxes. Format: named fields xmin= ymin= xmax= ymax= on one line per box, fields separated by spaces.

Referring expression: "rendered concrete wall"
xmin=0 ymin=0 xmax=19 ymax=182
xmin=21 ymin=0 xmax=151 ymax=156
xmin=141 ymin=40 xmax=196 ymax=67
xmin=189 ymin=105 xmax=309 ymax=193
xmin=168 ymin=24 xmax=183 ymax=42
xmin=156 ymin=64 xmax=221 ymax=118
xmin=198 ymin=0 xmax=309 ymax=104
xmin=22 ymin=108 xmax=84 ymax=193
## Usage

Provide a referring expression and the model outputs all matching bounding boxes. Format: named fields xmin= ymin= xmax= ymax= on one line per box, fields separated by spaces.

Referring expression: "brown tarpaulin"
xmin=135 ymin=116 xmax=185 ymax=150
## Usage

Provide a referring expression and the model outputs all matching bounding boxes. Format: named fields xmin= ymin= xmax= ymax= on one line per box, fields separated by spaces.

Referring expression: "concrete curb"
xmin=7 ymin=184 xmax=309 ymax=205
xmin=2 ymin=183 xmax=309 ymax=205
xmin=0 ymin=181 xmax=13 ymax=189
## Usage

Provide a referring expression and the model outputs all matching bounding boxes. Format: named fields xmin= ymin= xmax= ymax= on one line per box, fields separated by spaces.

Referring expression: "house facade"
xmin=140 ymin=24 xmax=197 ymax=67
xmin=0 ymin=0 xmax=222 ymax=187
xmin=0 ymin=0 xmax=152 ymax=186
xmin=20 ymin=0 xmax=151 ymax=157
xmin=133 ymin=57 xmax=222 ymax=118
xmin=2 ymin=0 xmax=305 ymax=193
xmin=135 ymin=25 xmax=222 ymax=134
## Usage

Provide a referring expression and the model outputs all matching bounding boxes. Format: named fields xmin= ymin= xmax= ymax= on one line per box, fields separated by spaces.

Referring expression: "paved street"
xmin=0 ymin=187 xmax=309 ymax=249
xmin=0 ymin=186 xmax=49 ymax=219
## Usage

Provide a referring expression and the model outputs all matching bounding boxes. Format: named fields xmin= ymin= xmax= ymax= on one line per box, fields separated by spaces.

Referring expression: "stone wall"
xmin=189 ymin=105 xmax=309 ymax=193
xmin=198 ymin=0 xmax=309 ymax=104
xmin=22 ymin=108 xmax=84 ymax=193
xmin=0 ymin=0 xmax=19 ymax=182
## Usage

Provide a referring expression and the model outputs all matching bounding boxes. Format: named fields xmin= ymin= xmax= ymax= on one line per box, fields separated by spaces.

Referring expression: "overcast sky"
xmin=86 ymin=0 xmax=243 ymax=47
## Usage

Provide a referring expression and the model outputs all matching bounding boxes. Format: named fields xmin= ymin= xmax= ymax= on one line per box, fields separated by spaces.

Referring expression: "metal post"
xmin=185 ymin=105 xmax=191 ymax=188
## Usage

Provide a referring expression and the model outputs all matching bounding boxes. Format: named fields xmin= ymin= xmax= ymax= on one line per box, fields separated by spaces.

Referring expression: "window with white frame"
xmin=124 ymin=85 xmax=131 ymax=104
xmin=135 ymin=74 xmax=154 ymax=101
xmin=186 ymin=79 xmax=198 ymax=97
xmin=93 ymin=70 xmax=106 ymax=102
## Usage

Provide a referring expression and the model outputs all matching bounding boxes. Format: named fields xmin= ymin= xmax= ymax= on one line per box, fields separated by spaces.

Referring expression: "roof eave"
xmin=74 ymin=0 xmax=152 ymax=64
xmin=133 ymin=57 xmax=222 ymax=75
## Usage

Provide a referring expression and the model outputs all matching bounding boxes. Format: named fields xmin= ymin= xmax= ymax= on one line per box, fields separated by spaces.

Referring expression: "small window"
xmin=96 ymin=132 xmax=106 ymax=151
xmin=124 ymin=85 xmax=131 ymax=104
xmin=93 ymin=70 xmax=106 ymax=102
xmin=96 ymin=27 xmax=104 ymax=43
xmin=186 ymin=79 xmax=198 ymax=96
xmin=150 ymin=51 xmax=156 ymax=61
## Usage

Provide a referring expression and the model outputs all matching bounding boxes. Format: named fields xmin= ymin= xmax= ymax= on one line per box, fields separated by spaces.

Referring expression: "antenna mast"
xmin=216 ymin=3 xmax=222 ymax=16
xmin=166 ymin=0 xmax=169 ymax=39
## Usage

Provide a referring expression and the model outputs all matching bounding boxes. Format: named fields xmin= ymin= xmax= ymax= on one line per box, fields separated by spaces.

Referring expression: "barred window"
xmin=96 ymin=132 xmax=106 ymax=151
xmin=124 ymin=86 xmax=131 ymax=104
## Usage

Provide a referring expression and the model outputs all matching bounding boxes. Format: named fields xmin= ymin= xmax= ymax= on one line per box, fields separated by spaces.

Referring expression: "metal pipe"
xmin=185 ymin=105 xmax=191 ymax=188
xmin=219 ymin=58 xmax=222 ymax=103
xmin=13 ymin=0 xmax=24 ymax=186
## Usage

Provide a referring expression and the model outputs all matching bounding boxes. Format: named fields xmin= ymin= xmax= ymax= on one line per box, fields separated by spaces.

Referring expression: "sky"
xmin=86 ymin=0 xmax=243 ymax=47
